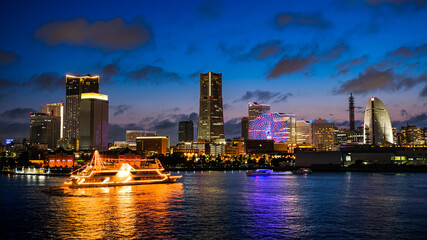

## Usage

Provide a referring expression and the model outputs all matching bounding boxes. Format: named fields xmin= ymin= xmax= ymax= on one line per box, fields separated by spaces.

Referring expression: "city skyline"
xmin=0 ymin=0 xmax=426 ymax=145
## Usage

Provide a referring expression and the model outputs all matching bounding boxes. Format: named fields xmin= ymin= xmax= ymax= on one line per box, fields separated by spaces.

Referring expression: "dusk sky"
xmin=0 ymin=0 xmax=426 ymax=144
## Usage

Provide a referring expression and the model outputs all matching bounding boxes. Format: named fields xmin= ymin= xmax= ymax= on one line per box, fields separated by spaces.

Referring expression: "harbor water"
xmin=1 ymin=171 xmax=426 ymax=239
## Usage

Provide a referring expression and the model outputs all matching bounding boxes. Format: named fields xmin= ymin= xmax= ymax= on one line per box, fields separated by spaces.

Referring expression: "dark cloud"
xmin=236 ymin=41 xmax=283 ymax=61
xmin=336 ymin=55 xmax=368 ymax=75
xmin=275 ymin=12 xmax=331 ymax=29
xmin=421 ymin=85 xmax=427 ymax=97
xmin=0 ymin=120 xmax=29 ymax=141
xmin=0 ymin=50 xmax=18 ymax=65
xmin=27 ymin=72 xmax=65 ymax=90
xmin=392 ymin=112 xmax=427 ymax=129
xmin=387 ymin=44 xmax=427 ymax=59
xmin=235 ymin=90 xmax=293 ymax=103
xmin=34 ymin=17 xmax=152 ymax=50
xmin=335 ymin=67 xmax=427 ymax=94
xmin=111 ymin=104 xmax=131 ymax=116
xmin=324 ymin=44 xmax=349 ymax=61
xmin=224 ymin=118 xmax=241 ymax=139
xmin=1 ymin=108 xmax=36 ymax=120
xmin=401 ymin=109 xmax=410 ymax=117
xmin=365 ymin=0 xmax=427 ymax=8
xmin=267 ymin=54 xmax=319 ymax=78
xmin=197 ymin=0 xmax=223 ymax=19
xmin=128 ymin=65 xmax=180 ymax=84
xmin=0 ymin=78 xmax=20 ymax=89
xmin=101 ymin=64 xmax=119 ymax=82
xmin=333 ymin=120 xmax=363 ymax=128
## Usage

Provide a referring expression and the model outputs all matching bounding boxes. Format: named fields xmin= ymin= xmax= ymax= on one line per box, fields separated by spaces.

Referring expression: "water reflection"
xmin=57 ymin=183 xmax=183 ymax=239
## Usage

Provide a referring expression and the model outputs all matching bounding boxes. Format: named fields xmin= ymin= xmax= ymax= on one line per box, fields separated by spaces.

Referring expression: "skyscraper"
xmin=41 ymin=102 xmax=64 ymax=138
xmin=198 ymin=72 xmax=224 ymax=142
xmin=65 ymin=74 xmax=99 ymax=141
xmin=241 ymin=117 xmax=249 ymax=139
xmin=179 ymin=120 xmax=194 ymax=142
xmin=349 ymin=93 xmax=355 ymax=131
xmin=363 ymin=96 xmax=393 ymax=145
xmin=30 ymin=113 xmax=61 ymax=149
xmin=311 ymin=119 xmax=335 ymax=149
xmin=296 ymin=120 xmax=311 ymax=144
xmin=79 ymin=93 xmax=108 ymax=151
xmin=248 ymin=102 xmax=270 ymax=121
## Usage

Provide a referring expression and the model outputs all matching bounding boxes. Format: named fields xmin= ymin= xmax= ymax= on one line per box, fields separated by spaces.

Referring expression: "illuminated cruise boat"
xmin=246 ymin=169 xmax=272 ymax=176
xmin=64 ymin=151 xmax=182 ymax=188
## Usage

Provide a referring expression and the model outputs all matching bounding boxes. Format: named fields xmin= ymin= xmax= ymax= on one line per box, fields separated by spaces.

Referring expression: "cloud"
xmin=0 ymin=78 xmax=20 ymax=90
xmin=401 ymin=109 xmax=410 ymax=117
xmin=235 ymin=90 xmax=293 ymax=103
xmin=421 ymin=84 xmax=427 ymax=97
xmin=324 ymin=44 xmax=349 ymax=61
xmin=334 ymin=67 xmax=427 ymax=94
xmin=336 ymin=55 xmax=368 ymax=75
xmin=0 ymin=50 xmax=18 ymax=65
xmin=333 ymin=120 xmax=363 ymax=128
xmin=128 ymin=65 xmax=180 ymax=84
xmin=27 ymin=72 xmax=65 ymax=90
xmin=224 ymin=118 xmax=241 ymax=139
xmin=1 ymin=108 xmax=36 ymax=120
xmin=34 ymin=17 xmax=152 ymax=50
xmin=238 ymin=40 xmax=284 ymax=61
xmin=267 ymin=54 xmax=319 ymax=78
xmin=387 ymin=44 xmax=427 ymax=59
xmin=275 ymin=12 xmax=331 ymax=29
xmin=101 ymin=64 xmax=119 ymax=82
xmin=392 ymin=112 xmax=427 ymax=129
xmin=197 ymin=0 xmax=223 ymax=19
xmin=0 ymin=120 xmax=29 ymax=141
xmin=111 ymin=104 xmax=132 ymax=116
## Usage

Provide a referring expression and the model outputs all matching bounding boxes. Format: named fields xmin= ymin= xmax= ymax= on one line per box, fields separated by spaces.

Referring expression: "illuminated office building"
xmin=65 ymin=74 xmax=99 ymax=141
xmin=278 ymin=113 xmax=296 ymax=142
xmin=296 ymin=120 xmax=311 ymax=144
xmin=198 ymin=72 xmax=224 ymax=142
xmin=79 ymin=93 xmax=108 ymax=151
xmin=241 ymin=117 xmax=249 ymax=139
xmin=30 ymin=113 xmax=61 ymax=149
xmin=136 ymin=136 xmax=170 ymax=156
xmin=248 ymin=102 xmax=270 ymax=121
xmin=126 ymin=130 xmax=156 ymax=142
xmin=310 ymin=119 xmax=335 ymax=150
xmin=41 ymin=102 xmax=64 ymax=138
xmin=399 ymin=125 xmax=423 ymax=145
xmin=363 ymin=96 xmax=393 ymax=145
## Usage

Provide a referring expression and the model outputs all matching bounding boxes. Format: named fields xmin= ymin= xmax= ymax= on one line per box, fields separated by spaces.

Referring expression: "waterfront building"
xmin=363 ymin=96 xmax=393 ymax=145
xmin=126 ymin=130 xmax=156 ymax=142
xmin=209 ymin=143 xmax=225 ymax=156
xmin=30 ymin=113 xmax=61 ymax=149
xmin=41 ymin=102 xmax=64 ymax=138
xmin=79 ymin=93 xmax=109 ymax=151
xmin=296 ymin=120 xmax=311 ymax=144
xmin=310 ymin=119 xmax=335 ymax=150
xmin=174 ymin=142 xmax=209 ymax=156
xmin=179 ymin=121 xmax=194 ymax=142
xmin=136 ymin=136 xmax=170 ymax=156
xmin=197 ymin=72 xmax=225 ymax=142
xmin=399 ymin=125 xmax=424 ymax=145
xmin=241 ymin=117 xmax=249 ymax=140
xmin=48 ymin=147 xmax=75 ymax=168
xmin=100 ymin=148 xmax=144 ymax=167
xmin=248 ymin=102 xmax=270 ymax=121
xmin=225 ymin=139 xmax=245 ymax=156
xmin=65 ymin=74 xmax=99 ymax=143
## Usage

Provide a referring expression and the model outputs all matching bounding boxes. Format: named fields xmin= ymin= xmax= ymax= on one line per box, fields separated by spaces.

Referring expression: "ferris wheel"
xmin=248 ymin=112 xmax=288 ymax=142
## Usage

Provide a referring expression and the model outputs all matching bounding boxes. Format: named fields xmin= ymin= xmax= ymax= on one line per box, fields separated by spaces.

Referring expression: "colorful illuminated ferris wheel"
xmin=248 ymin=112 xmax=288 ymax=142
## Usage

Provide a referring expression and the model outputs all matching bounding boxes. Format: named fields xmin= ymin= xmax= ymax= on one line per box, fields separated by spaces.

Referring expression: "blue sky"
xmin=0 ymin=0 xmax=426 ymax=144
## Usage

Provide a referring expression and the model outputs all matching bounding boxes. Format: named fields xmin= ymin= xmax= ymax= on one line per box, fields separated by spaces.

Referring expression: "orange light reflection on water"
xmin=58 ymin=183 xmax=183 ymax=239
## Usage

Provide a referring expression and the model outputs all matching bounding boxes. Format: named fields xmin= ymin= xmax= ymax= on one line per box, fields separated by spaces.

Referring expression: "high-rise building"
xmin=30 ymin=113 xmax=61 ymax=149
xmin=363 ymin=96 xmax=393 ymax=145
xmin=179 ymin=121 xmax=194 ymax=142
xmin=241 ymin=117 xmax=249 ymax=139
xmin=41 ymin=102 xmax=64 ymax=138
xmin=248 ymin=102 xmax=270 ymax=121
xmin=296 ymin=120 xmax=311 ymax=144
xmin=198 ymin=72 xmax=224 ymax=142
xmin=79 ymin=93 xmax=108 ymax=151
xmin=310 ymin=119 xmax=335 ymax=150
xmin=126 ymin=130 xmax=157 ymax=142
xmin=65 ymin=74 xmax=99 ymax=141
xmin=349 ymin=93 xmax=355 ymax=131
xmin=278 ymin=113 xmax=296 ymax=142
xmin=399 ymin=125 xmax=423 ymax=145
